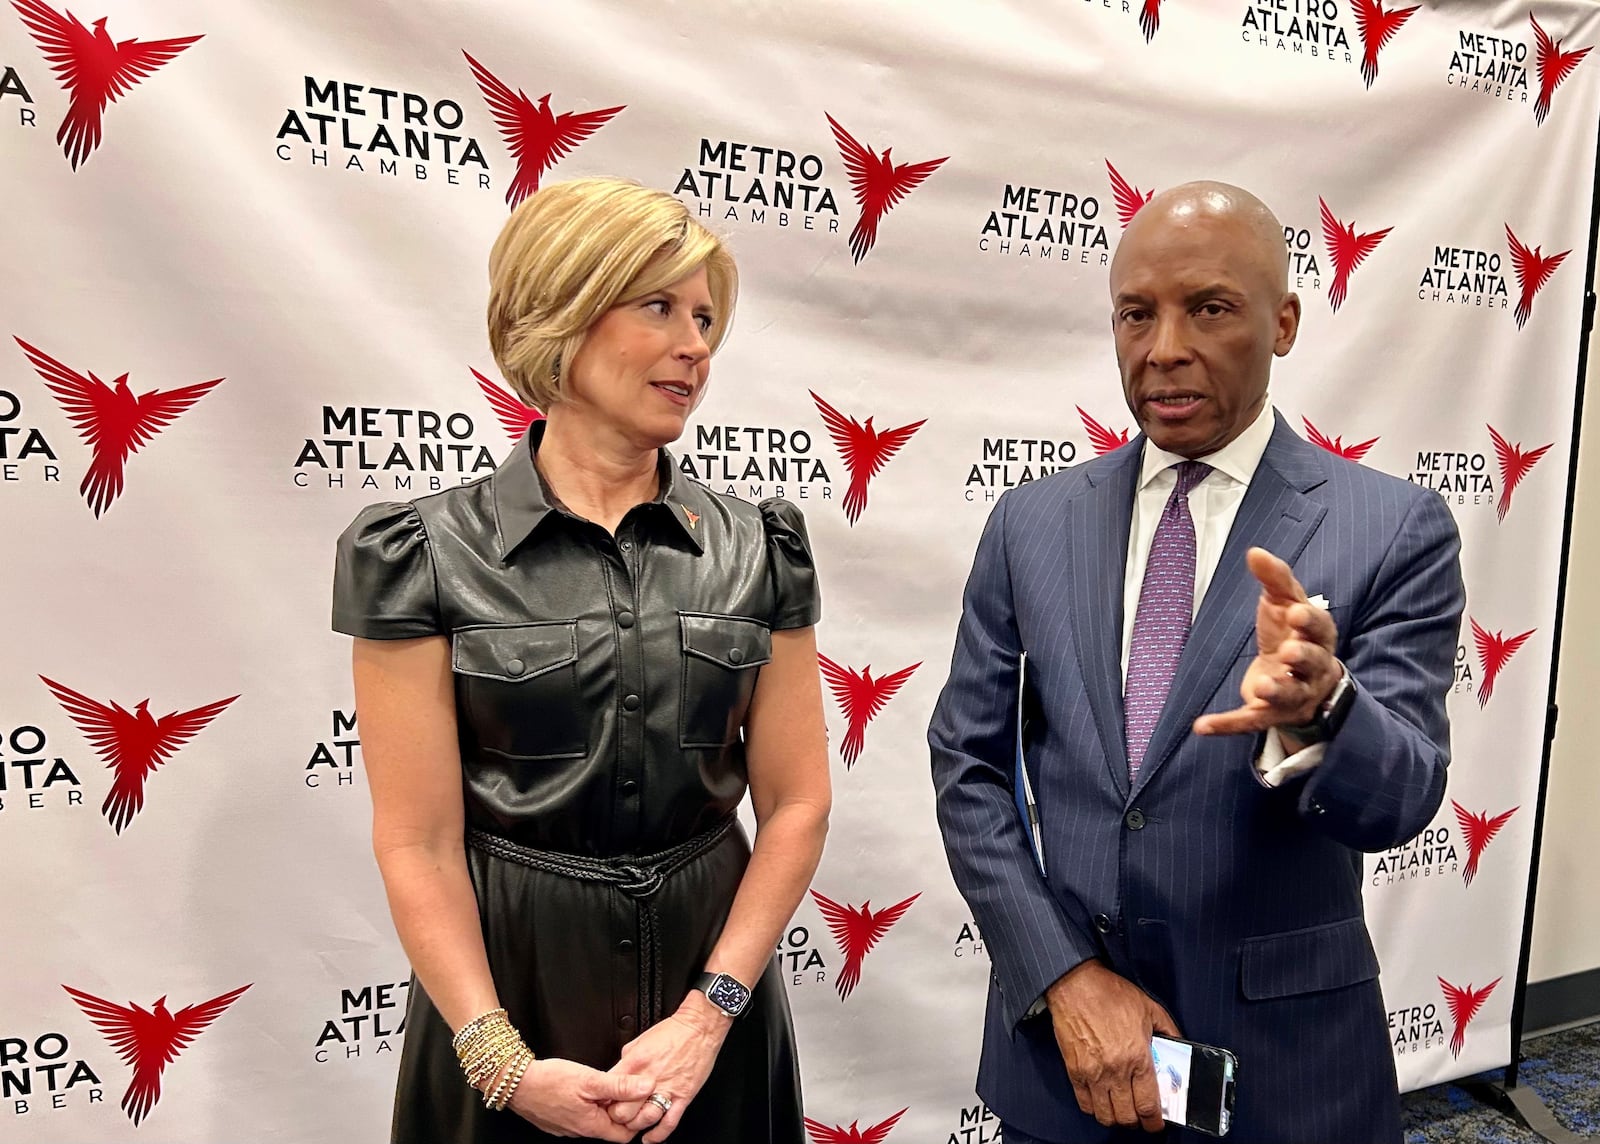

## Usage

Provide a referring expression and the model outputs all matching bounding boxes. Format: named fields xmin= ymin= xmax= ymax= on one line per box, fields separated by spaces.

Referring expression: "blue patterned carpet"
xmin=1403 ymin=1022 xmax=1600 ymax=1142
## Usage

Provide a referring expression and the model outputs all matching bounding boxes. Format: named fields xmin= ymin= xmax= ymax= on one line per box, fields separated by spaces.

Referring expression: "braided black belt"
xmin=466 ymin=815 xmax=737 ymax=1023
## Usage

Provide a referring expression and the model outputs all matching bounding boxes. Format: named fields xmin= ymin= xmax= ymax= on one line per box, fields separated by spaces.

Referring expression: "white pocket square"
xmin=1307 ymin=594 xmax=1329 ymax=610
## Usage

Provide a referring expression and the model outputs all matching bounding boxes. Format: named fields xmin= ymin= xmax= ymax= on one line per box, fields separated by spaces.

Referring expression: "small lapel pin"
xmin=682 ymin=506 xmax=700 ymax=529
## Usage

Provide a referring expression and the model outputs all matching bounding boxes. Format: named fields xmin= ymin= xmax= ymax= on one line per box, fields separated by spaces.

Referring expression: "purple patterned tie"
xmin=1124 ymin=460 xmax=1211 ymax=780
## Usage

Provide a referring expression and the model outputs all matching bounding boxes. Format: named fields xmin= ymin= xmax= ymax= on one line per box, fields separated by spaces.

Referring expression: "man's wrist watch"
xmin=693 ymin=971 xmax=751 ymax=1018
xmin=1281 ymin=663 xmax=1356 ymax=745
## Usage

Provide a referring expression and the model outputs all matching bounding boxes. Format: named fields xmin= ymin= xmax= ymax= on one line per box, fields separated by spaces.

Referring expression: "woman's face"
xmin=563 ymin=264 xmax=715 ymax=449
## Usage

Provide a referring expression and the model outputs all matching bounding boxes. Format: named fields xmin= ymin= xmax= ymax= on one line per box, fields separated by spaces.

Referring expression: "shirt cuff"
xmin=1255 ymin=730 xmax=1327 ymax=788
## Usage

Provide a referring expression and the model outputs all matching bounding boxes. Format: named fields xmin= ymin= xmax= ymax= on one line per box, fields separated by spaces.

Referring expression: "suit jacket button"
xmin=1125 ymin=808 xmax=1146 ymax=831
xmin=1094 ymin=913 xmax=1114 ymax=934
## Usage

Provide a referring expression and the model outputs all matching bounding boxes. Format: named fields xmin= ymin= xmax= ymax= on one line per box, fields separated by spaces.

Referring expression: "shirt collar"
xmin=492 ymin=420 xmax=704 ymax=559
xmin=1137 ymin=400 xmax=1276 ymax=491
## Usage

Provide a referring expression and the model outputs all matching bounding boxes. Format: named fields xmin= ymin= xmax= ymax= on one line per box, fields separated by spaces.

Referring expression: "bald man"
xmin=930 ymin=183 xmax=1463 ymax=1143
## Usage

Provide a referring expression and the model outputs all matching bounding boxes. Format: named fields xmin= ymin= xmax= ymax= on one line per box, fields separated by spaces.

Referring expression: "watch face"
xmin=707 ymin=975 xmax=749 ymax=1013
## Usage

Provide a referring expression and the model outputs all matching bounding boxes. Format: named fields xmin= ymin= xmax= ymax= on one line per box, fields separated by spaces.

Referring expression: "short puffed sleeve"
xmin=332 ymin=502 xmax=442 ymax=638
xmin=759 ymin=498 xmax=821 ymax=631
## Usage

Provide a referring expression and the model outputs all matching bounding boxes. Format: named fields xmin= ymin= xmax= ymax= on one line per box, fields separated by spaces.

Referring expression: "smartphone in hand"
xmin=1151 ymin=1034 xmax=1238 ymax=1137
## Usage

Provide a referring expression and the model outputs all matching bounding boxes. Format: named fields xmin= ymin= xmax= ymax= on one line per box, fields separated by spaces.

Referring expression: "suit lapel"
xmin=1066 ymin=445 xmax=1141 ymax=798
xmin=1129 ymin=418 xmax=1329 ymax=800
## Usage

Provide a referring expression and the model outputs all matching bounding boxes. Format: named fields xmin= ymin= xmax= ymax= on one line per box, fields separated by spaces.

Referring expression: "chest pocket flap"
xmin=680 ymin=613 xmax=771 ymax=748
xmin=680 ymin=613 xmax=773 ymax=670
xmin=453 ymin=621 xmax=578 ymax=682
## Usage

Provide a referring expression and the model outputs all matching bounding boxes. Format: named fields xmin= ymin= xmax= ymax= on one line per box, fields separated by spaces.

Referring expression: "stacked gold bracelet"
xmin=452 ymin=1008 xmax=534 ymax=1110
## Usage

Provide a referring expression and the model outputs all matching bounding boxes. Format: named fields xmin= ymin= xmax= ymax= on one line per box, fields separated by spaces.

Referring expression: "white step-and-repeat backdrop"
xmin=3 ymin=1 xmax=1597 ymax=1140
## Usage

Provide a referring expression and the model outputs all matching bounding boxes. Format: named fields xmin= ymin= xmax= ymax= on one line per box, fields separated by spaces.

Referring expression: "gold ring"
xmin=648 ymin=1093 xmax=672 ymax=1114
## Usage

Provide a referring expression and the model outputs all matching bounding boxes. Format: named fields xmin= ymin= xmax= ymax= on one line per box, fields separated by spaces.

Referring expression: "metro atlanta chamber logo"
xmin=1406 ymin=424 xmax=1552 ymax=519
xmin=11 ymin=337 xmax=223 ymax=517
xmin=1240 ymin=0 xmax=1354 ymax=70
xmin=1303 ymin=416 xmax=1377 ymax=462
xmin=1319 ymin=197 xmax=1391 ymax=313
xmin=810 ymin=391 xmax=924 ymax=524
xmin=818 ymin=654 xmax=919 ymax=769
xmin=1443 ymin=15 xmax=1592 ymax=124
xmin=1438 ymin=976 xmax=1500 ymax=1058
xmin=273 ymin=60 xmax=498 ymax=192
xmin=303 ymin=708 xmax=362 ymax=792
xmin=1414 ymin=224 xmax=1571 ymax=328
xmin=465 ymin=51 xmax=624 ymax=209
xmin=976 ymin=166 xmax=1111 ymax=270
xmin=827 ymin=113 xmax=947 ymax=263
xmin=1370 ymin=801 xmax=1516 ymax=888
xmin=313 ymin=979 xmax=408 ymax=1064
xmin=1389 ymin=974 xmax=1503 ymax=1058
xmin=674 ymin=128 xmax=842 ymax=238
xmin=808 ymin=888 xmax=920 ymax=1001
xmin=1470 ymin=617 xmax=1537 ymax=707
xmin=805 ymin=1107 xmax=906 ymax=1144
xmin=291 ymin=381 xmax=505 ymax=491
xmin=40 ymin=676 xmax=236 ymax=834
xmin=63 ymin=982 xmax=250 ymax=1126
xmin=10 ymin=0 xmax=200 ymax=169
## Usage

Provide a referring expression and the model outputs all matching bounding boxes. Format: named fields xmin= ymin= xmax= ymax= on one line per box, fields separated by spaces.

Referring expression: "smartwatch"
xmin=694 ymin=971 xmax=751 ymax=1018
xmin=1281 ymin=663 xmax=1356 ymax=745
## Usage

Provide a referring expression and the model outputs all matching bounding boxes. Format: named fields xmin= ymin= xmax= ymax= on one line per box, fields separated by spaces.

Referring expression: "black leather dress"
xmin=333 ymin=421 xmax=818 ymax=1143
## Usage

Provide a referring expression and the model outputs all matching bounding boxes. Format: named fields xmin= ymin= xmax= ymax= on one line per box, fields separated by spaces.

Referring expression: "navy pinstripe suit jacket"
xmin=929 ymin=413 xmax=1464 ymax=1144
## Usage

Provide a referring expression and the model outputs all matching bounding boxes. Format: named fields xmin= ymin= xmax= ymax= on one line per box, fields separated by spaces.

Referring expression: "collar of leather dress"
xmin=492 ymin=419 xmax=707 ymax=561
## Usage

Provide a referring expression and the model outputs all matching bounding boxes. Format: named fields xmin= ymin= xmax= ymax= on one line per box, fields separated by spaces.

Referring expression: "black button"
xmin=618 ymin=611 xmax=635 ymax=629
xmin=1125 ymin=808 xmax=1146 ymax=831
xmin=505 ymin=658 xmax=525 ymax=676
xmin=619 ymin=1014 xmax=634 ymax=1031
xmin=620 ymin=780 xmax=638 ymax=795
xmin=618 ymin=939 xmax=634 ymax=953
xmin=623 ymin=693 xmax=641 ymax=711
xmin=1309 ymin=799 xmax=1326 ymax=815
xmin=729 ymin=647 xmax=744 ymax=664
xmin=619 ymin=540 xmax=633 ymax=552
xmin=1094 ymin=913 xmax=1114 ymax=934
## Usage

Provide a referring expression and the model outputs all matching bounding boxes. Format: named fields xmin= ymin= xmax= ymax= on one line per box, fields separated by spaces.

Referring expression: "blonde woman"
xmin=334 ymin=178 xmax=830 ymax=1144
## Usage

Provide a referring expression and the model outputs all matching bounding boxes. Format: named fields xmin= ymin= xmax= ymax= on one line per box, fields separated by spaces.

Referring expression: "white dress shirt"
xmin=1120 ymin=403 xmax=1323 ymax=784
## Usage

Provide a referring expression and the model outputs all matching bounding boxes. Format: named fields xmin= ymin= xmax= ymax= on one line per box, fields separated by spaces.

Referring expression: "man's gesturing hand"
xmin=1046 ymin=960 xmax=1180 ymax=1132
xmin=1193 ymin=547 xmax=1341 ymax=749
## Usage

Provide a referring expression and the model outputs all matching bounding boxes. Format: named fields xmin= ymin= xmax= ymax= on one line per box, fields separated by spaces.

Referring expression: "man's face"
xmin=1110 ymin=208 xmax=1298 ymax=458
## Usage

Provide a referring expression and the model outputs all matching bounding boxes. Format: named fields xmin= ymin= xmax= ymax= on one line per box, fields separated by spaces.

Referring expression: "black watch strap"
xmin=694 ymin=971 xmax=751 ymax=1017
xmin=1282 ymin=664 xmax=1355 ymax=745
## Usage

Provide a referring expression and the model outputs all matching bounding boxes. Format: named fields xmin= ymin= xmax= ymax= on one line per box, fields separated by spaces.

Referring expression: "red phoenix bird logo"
xmin=1469 ymin=618 xmax=1536 ymax=708
xmin=805 ymin=1109 xmax=908 ymax=1144
xmin=464 ymin=52 xmax=625 ymax=210
xmin=1437 ymin=976 xmax=1500 ymax=1058
xmin=825 ymin=113 xmax=947 ymax=263
xmin=810 ymin=391 xmax=925 ymax=525
xmin=818 ymin=654 xmax=919 ymax=769
xmin=1106 ymin=160 xmax=1154 ymax=229
xmin=1351 ymin=0 xmax=1419 ymax=89
xmin=64 ymin=982 xmax=250 ymax=1125
xmin=12 ymin=0 xmax=201 ymax=170
xmin=1532 ymin=14 xmax=1591 ymax=127
xmin=14 ymin=337 xmax=222 ymax=518
xmin=1488 ymin=424 xmax=1554 ymax=523
xmin=1451 ymin=800 xmax=1518 ymax=888
xmin=1303 ymin=417 xmax=1379 ymax=463
xmin=1079 ymin=407 xmax=1132 ymax=456
xmin=472 ymin=366 xmax=543 ymax=441
xmin=1138 ymin=0 xmax=1164 ymax=42
xmin=810 ymin=889 xmax=920 ymax=1001
xmin=41 ymin=676 xmax=236 ymax=834
xmin=1320 ymin=198 xmax=1392 ymax=313
xmin=1505 ymin=225 xmax=1571 ymax=331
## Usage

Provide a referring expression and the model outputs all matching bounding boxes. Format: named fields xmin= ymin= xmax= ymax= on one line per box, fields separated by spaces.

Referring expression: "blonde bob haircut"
xmin=487 ymin=177 xmax=738 ymax=412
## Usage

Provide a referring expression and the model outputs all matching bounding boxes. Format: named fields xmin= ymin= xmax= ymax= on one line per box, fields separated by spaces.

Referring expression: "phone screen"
xmin=1151 ymin=1035 xmax=1237 ymax=1137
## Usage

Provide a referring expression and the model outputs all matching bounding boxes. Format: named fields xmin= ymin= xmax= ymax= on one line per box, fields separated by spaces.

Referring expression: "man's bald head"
xmin=1113 ymin=181 xmax=1289 ymax=296
xmin=1108 ymin=180 xmax=1302 ymax=459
